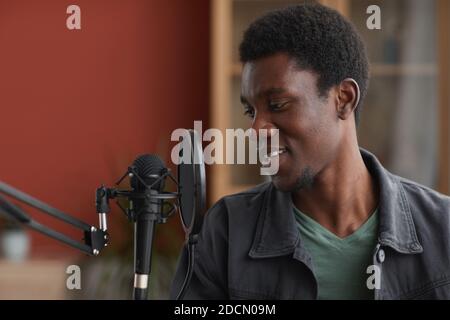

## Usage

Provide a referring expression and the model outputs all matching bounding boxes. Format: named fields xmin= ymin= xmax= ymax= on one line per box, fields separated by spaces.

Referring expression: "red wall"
xmin=0 ymin=0 xmax=210 ymax=257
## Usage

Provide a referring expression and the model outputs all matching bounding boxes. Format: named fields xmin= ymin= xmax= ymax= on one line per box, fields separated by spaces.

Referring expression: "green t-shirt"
xmin=293 ymin=206 xmax=378 ymax=300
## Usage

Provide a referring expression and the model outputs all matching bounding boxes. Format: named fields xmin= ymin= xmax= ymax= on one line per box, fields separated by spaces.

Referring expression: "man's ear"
xmin=336 ymin=78 xmax=360 ymax=121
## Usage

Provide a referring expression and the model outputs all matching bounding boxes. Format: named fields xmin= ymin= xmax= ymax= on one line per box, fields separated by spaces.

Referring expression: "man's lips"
xmin=266 ymin=148 xmax=287 ymax=157
xmin=260 ymin=147 xmax=288 ymax=167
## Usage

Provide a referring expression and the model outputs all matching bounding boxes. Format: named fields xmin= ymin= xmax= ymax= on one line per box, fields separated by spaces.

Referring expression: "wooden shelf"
xmin=230 ymin=63 xmax=242 ymax=77
xmin=371 ymin=64 xmax=437 ymax=76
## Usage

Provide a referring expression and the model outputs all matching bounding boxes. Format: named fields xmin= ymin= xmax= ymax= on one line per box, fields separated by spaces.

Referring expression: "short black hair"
xmin=239 ymin=3 xmax=369 ymax=125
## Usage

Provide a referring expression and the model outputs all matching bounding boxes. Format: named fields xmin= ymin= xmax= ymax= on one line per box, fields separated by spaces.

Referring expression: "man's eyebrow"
xmin=240 ymin=87 xmax=287 ymax=105
xmin=259 ymin=87 xmax=286 ymax=97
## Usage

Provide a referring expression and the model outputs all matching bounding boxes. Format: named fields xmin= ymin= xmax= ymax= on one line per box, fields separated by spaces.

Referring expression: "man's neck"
xmin=292 ymin=144 xmax=379 ymax=238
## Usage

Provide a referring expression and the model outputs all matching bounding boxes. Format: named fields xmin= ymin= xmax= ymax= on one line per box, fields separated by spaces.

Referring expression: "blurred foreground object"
xmin=0 ymin=223 xmax=30 ymax=262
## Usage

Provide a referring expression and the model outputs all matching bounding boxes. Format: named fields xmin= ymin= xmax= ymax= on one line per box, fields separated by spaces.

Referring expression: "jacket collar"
xmin=249 ymin=148 xmax=423 ymax=259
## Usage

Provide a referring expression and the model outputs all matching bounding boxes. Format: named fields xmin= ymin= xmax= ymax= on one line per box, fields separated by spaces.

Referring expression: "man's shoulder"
xmin=220 ymin=181 xmax=272 ymax=203
xmin=203 ymin=182 xmax=271 ymax=226
xmin=394 ymin=174 xmax=450 ymax=210
xmin=390 ymin=173 xmax=450 ymax=236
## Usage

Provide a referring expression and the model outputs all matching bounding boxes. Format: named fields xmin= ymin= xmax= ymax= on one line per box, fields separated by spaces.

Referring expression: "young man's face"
xmin=240 ymin=53 xmax=342 ymax=192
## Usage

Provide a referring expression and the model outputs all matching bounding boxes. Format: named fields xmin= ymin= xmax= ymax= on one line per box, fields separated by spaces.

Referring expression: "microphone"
xmin=130 ymin=154 xmax=167 ymax=300
xmin=92 ymin=129 xmax=206 ymax=300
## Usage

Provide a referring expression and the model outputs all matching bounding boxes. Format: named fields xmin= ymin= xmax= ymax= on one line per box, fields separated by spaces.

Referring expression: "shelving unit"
xmin=210 ymin=0 xmax=449 ymax=203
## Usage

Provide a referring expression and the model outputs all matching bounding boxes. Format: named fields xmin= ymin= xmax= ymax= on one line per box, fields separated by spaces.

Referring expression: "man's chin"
xmin=270 ymin=176 xmax=297 ymax=193
xmin=270 ymin=167 xmax=315 ymax=192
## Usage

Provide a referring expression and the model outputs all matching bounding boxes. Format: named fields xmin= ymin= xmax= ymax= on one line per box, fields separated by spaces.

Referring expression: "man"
xmin=171 ymin=3 xmax=450 ymax=299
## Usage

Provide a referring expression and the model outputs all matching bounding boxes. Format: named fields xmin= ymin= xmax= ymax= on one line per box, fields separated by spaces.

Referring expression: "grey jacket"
xmin=170 ymin=149 xmax=450 ymax=300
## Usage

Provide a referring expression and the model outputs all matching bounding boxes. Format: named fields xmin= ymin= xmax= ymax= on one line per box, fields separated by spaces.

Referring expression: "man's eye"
xmin=243 ymin=107 xmax=255 ymax=118
xmin=269 ymin=101 xmax=289 ymax=111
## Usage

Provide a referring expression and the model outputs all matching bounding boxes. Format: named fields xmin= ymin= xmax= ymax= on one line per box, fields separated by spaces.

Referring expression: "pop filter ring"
xmin=177 ymin=129 xmax=206 ymax=238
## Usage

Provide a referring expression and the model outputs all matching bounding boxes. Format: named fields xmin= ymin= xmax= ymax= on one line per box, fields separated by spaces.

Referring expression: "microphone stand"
xmin=0 ymin=181 xmax=108 ymax=256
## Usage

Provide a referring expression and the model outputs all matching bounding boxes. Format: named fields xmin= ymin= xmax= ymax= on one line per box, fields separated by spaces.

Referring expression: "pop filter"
xmin=177 ymin=129 xmax=206 ymax=238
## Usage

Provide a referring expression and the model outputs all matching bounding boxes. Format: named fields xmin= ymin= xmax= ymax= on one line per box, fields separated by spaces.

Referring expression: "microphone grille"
xmin=131 ymin=154 xmax=166 ymax=190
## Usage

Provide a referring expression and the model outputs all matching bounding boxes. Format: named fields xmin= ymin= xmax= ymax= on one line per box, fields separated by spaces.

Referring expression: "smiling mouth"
xmin=260 ymin=147 xmax=288 ymax=167
xmin=267 ymin=148 xmax=287 ymax=158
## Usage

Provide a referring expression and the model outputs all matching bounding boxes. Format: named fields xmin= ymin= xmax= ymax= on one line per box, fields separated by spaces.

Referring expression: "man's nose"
xmin=251 ymin=114 xmax=277 ymax=141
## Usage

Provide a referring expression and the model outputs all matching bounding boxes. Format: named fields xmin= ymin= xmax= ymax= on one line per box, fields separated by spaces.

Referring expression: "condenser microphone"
xmin=93 ymin=129 xmax=206 ymax=300
xmin=130 ymin=154 xmax=167 ymax=300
